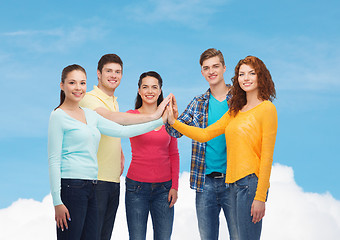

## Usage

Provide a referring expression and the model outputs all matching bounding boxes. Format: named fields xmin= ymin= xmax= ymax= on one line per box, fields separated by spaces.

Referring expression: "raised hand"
xmin=171 ymin=94 xmax=179 ymax=119
xmin=154 ymin=94 xmax=172 ymax=119
xmin=162 ymin=104 xmax=169 ymax=124
xmin=167 ymin=99 xmax=176 ymax=125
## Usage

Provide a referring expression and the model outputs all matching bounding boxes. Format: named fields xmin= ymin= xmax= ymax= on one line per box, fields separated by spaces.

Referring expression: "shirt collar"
xmin=199 ymin=83 xmax=231 ymax=101
xmin=93 ymin=85 xmax=118 ymax=102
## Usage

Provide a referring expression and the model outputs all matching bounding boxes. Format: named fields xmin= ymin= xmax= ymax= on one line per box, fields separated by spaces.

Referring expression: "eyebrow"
xmin=202 ymin=63 xmax=221 ymax=68
xmin=103 ymin=67 xmax=121 ymax=71
xmin=68 ymin=79 xmax=86 ymax=81
xmin=239 ymin=69 xmax=255 ymax=73
xmin=142 ymin=84 xmax=159 ymax=87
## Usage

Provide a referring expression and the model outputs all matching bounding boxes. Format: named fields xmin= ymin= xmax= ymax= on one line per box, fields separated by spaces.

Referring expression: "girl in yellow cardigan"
xmin=168 ymin=56 xmax=277 ymax=240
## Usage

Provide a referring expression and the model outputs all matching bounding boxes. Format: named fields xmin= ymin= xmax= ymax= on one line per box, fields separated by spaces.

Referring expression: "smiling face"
xmin=60 ymin=70 xmax=87 ymax=103
xmin=138 ymin=76 xmax=162 ymax=106
xmin=201 ymin=56 xmax=226 ymax=86
xmin=97 ymin=62 xmax=122 ymax=96
xmin=238 ymin=64 xmax=258 ymax=95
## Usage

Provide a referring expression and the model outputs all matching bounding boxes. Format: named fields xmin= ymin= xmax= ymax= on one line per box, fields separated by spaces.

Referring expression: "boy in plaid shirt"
xmin=166 ymin=48 xmax=237 ymax=240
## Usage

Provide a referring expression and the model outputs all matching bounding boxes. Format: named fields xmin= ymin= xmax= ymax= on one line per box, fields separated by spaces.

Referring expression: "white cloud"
xmin=2 ymin=30 xmax=63 ymax=37
xmin=125 ymin=0 xmax=230 ymax=28
xmin=1 ymin=25 xmax=107 ymax=53
xmin=1 ymin=164 xmax=340 ymax=240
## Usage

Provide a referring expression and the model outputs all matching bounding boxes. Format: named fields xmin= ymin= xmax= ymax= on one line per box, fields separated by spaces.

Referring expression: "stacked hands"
xmin=158 ymin=93 xmax=177 ymax=125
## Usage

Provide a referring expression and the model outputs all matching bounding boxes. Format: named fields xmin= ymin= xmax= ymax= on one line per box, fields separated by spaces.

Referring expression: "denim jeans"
xmin=96 ymin=180 xmax=120 ymax=240
xmin=196 ymin=175 xmax=239 ymax=240
xmin=125 ymin=178 xmax=174 ymax=240
xmin=228 ymin=174 xmax=262 ymax=240
xmin=57 ymin=179 xmax=98 ymax=240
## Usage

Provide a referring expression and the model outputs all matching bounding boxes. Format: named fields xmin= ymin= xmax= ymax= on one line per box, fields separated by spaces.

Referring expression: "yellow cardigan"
xmin=172 ymin=100 xmax=278 ymax=202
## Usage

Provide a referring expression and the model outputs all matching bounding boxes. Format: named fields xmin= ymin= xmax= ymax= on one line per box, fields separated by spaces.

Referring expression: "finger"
xmin=172 ymin=195 xmax=178 ymax=205
xmin=62 ymin=215 xmax=68 ymax=230
xmin=253 ymin=211 xmax=262 ymax=223
xmin=165 ymin=95 xmax=171 ymax=104
xmin=167 ymin=105 xmax=171 ymax=115
xmin=168 ymin=194 xmax=175 ymax=208
xmin=66 ymin=210 xmax=71 ymax=222
xmin=58 ymin=218 xmax=64 ymax=231
xmin=172 ymin=94 xmax=177 ymax=103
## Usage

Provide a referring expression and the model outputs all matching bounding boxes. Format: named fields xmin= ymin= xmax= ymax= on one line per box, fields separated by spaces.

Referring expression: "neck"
xmin=245 ymin=90 xmax=262 ymax=107
xmin=138 ymin=102 xmax=158 ymax=114
xmin=98 ymin=84 xmax=115 ymax=97
xmin=61 ymin=99 xmax=80 ymax=110
xmin=210 ymin=80 xmax=229 ymax=101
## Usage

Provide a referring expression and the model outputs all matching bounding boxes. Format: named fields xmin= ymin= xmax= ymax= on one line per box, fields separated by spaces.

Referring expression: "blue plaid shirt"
xmin=166 ymin=85 xmax=231 ymax=192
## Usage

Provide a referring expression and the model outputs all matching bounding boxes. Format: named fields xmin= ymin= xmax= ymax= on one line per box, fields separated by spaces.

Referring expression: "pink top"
xmin=126 ymin=109 xmax=180 ymax=190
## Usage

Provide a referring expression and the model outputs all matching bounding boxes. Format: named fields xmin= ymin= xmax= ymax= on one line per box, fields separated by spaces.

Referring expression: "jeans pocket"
xmin=61 ymin=179 xmax=87 ymax=189
xmin=126 ymin=182 xmax=141 ymax=193
xmin=235 ymin=174 xmax=257 ymax=189
xmin=161 ymin=181 xmax=172 ymax=191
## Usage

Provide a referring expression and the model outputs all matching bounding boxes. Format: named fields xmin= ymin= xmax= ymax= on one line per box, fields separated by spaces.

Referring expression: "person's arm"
xmin=165 ymin=95 xmax=196 ymax=138
xmin=95 ymin=110 xmax=165 ymax=138
xmin=255 ymin=103 xmax=278 ymax=202
xmin=48 ymin=112 xmax=64 ymax=206
xmin=47 ymin=111 xmax=70 ymax=231
xmin=167 ymin=101 xmax=229 ymax=142
xmin=168 ymin=136 xmax=179 ymax=208
xmin=251 ymin=103 xmax=278 ymax=223
xmin=95 ymin=94 xmax=171 ymax=125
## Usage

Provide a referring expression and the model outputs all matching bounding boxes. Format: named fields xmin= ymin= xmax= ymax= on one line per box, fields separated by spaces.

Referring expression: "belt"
xmin=206 ymin=172 xmax=225 ymax=179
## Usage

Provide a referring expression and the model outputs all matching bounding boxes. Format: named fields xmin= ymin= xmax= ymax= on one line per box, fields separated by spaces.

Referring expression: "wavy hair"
xmin=229 ymin=56 xmax=276 ymax=116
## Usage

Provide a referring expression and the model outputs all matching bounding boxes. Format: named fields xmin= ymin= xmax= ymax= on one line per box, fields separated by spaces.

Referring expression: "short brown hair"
xmin=97 ymin=54 xmax=123 ymax=73
xmin=199 ymin=48 xmax=225 ymax=66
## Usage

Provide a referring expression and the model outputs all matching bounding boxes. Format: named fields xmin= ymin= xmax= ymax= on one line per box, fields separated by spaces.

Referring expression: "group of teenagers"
xmin=48 ymin=48 xmax=278 ymax=240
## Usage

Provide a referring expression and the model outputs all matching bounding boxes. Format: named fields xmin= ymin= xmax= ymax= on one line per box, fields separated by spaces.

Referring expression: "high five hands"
xmin=160 ymin=93 xmax=178 ymax=125
xmin=167 ymin=94 xmax=178 ymax=125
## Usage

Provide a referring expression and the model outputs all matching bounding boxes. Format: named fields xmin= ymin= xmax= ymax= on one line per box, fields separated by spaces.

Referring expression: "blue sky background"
xmin=0 ymin=0 xmax=339 ymax=209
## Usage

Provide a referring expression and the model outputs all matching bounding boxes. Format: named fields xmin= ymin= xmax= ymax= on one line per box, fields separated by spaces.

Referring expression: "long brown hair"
xmin=54 ymin=64 xmax=87 ymax=110
xmin=135 ymin=71 xmax=164 ymax=109
xmin=229 ymin=56 xmax=276 ymax=116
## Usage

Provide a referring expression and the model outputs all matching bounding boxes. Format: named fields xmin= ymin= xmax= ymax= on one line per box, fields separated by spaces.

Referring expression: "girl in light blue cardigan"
xmin=48 ymin=64 xmax=167 ymax=240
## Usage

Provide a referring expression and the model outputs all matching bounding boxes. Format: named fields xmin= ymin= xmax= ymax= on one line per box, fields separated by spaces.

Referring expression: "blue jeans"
xmin=57 ymin=179 xmax=98 ymax=240
xmin=96 ymin=180 xmax=120 ymax=240
xmin=229 ymin=174 xmax=262 ymax=240
xmin=125 ymin=178 xmax=174 ymax=240
xmin=196 ymin=175 xmax=239 ymax=240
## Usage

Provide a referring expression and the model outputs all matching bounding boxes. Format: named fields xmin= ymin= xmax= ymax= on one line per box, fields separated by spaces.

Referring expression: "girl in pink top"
xmin=125 ymin=71 xmax=180 ymax=240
